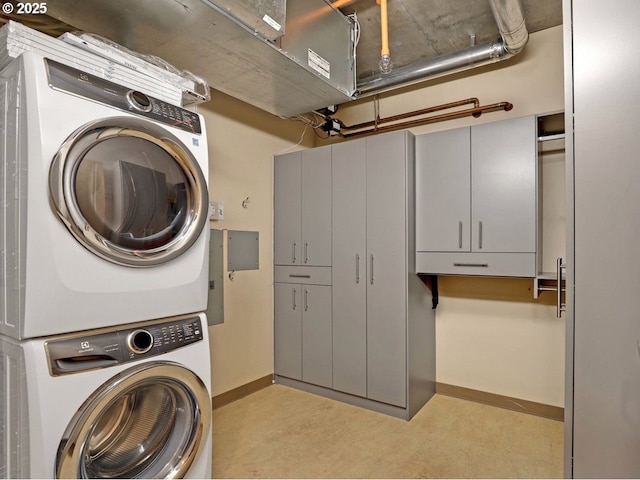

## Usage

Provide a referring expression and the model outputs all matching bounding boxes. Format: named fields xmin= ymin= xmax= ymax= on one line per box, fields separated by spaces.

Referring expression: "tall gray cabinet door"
xmin=569 ymin=1 xmax=640 ymax=477
xmin=415 ymin=127 xmax=471 ymax=252
xmin=301 ymin=147 xmax=332 ymax=266
xmin=274 ymin=152 xmax=302 ymax=265
xmin=301 ymin=285 xmax=333 ymax=388
xmin=365 ymin=131 xmax=408 ymax=408
xmin=471 ymin=116 xmax=536 ymax=253
xmin=274 ymin=283 xmax=301 ymax=380
xmin=331 ymin=139 xmax=367 ymax=397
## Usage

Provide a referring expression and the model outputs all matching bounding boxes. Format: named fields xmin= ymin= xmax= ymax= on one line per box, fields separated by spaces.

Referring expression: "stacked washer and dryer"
xmin=0 ymin=29 xmax=213 ymax=479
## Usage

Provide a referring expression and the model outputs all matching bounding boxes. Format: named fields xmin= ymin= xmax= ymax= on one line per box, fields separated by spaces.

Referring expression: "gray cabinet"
xmin=273 ymin=151 xmax=302 ymax=265
xmin=301 ymin=284 xmax=332 ymax=388
xmin=274 ymin=146 xmax=332 ymax=388
xmin=472 ymin=116 xmax=536 ymax=253
xmin=415 ymin=115 xmax=536 ymax=277
xmin=274 ymin=282 xmax=302 ymax=380
xmin=274 ymin=267 xmax=332 ymax=388
xmin=331 ymin=138 xmax=367 ymax=398
xmin=275 ymin=131 xmax=435 ymax=420
xmin=415 ymin=127 xmax=471 ymax=252
xmin=274 ymin=146 xmax=331 ymax=266
xmin=565 ymin=1 xmax=640 ymax=477
xmin=365 ymin=132 xmax=410 ymax=408
xmin=331 ymin=130 xmax=436 ymax=418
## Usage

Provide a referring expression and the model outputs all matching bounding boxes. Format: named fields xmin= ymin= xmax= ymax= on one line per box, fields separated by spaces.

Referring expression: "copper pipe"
xmin=339 ymin=98 xmax=481 ymax=131
xmin=339 ymin=102 xmax=513 ymax=138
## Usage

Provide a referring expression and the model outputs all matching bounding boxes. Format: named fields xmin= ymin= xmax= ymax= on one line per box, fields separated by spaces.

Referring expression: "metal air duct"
xmin=45 ymin=0 xmax=356 ymax=118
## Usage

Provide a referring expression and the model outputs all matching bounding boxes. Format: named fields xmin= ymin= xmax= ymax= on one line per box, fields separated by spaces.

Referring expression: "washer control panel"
xmin=44 ymin=58 xmax=202 ymax=134
xmin=45 ymin=315 xmax=204 ymax=376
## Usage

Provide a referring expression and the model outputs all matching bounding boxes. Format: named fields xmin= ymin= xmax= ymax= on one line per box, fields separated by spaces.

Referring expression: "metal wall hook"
xmin=242 ymin=197 xmax=250 ymax=209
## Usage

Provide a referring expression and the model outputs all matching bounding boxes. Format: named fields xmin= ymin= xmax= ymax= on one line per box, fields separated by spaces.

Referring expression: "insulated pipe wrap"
xmin=488 ymin=0 xmax=529 ymax=53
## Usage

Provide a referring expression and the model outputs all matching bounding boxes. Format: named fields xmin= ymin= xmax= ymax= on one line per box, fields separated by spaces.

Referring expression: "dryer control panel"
xmin=44 ymin=58 xmax=202 ymax=134
xmin=45 ymin=315 xmax=204 ymax=376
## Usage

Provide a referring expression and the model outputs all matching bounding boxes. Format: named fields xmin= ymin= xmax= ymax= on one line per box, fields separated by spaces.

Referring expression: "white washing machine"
xmin=0 ymin=52 xmax=211 ymax=340
xmin=0 ymin=312 xmax=212 ymax=479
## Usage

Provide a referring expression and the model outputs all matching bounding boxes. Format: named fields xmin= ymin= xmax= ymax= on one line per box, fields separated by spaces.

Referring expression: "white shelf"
xmin=538 ymin=133 xmax=566 ymax=142
xmin=533 ymin=270 xmax=566 ymax=299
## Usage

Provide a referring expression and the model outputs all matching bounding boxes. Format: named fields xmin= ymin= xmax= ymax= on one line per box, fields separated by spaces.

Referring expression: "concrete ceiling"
xmin=337 ymin=0 xmax=563 ymax=82
xmin=0 ymin=0 xmax=562 ymax=114
xmin=2 ymin=0 xmax=562 ymax=84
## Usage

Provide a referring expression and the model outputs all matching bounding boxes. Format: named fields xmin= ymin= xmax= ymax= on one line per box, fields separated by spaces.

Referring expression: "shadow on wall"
xmin=438 ymin=276 xmax=556 ymax=305
xmin=200 ymin=89 xmax=311 ymax=146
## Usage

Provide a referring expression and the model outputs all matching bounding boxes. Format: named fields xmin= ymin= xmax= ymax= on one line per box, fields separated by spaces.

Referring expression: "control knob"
xmin=127 ymin=329 xmax=154 ymax=354
xmin=127 ymin=90 xmax=153 ymax=113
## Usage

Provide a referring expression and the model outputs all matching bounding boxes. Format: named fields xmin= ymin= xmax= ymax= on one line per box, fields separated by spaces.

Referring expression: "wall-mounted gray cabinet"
xmin=415 ymin=115 xmax=537 ymax=277
xmin=274 ymin=146 xmax=331 ymax=267
xmin=275 ymin=130 xmax=436 ymax=420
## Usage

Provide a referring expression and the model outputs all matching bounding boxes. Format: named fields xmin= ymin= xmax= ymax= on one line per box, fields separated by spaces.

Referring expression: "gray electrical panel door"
xmin=274 ymin=151 xmax=302 ymax=265
xmin=331 ymin=138 xmax=367 ymax=398
xmin=471 ymin=116 xmax=536 ymax=253
xmin=366 ymin=131 xmax=408 ymax=409
xmin=206 ymin=229 xmax=224 ymax=326
xmin=274 ymin=283 xmax=302 ymax=380
xmin=416 ymin=127 xmax=471 ymax=252
xmin=301 ymin=285 xmax=332 ymax=388
xmin=569 ymin=1 xmax=640 ymax=477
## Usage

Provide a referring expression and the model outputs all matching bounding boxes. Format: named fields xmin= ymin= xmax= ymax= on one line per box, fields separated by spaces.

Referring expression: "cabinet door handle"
xmin=292 ymin=288 xmax=297 ymax=310
xmin=304 ymin=288 xmax=309 ymax=312
xmin=557 ymin=257 xmax=566 ymax=318
xmin=292 ymin=242 xmax=297 ymax=263
xmin=304 ymin=242 xmax=309 ymax=264
xmin=478 ymin=221 xmax=483 ymax=249
xmin=458 ymin=221 xmax=463 ymax=249
xmin=453 ymin=262 xmax=489 ymax=268
xmin=356 ymin=253 xmax=360 ymax=284
xmin=370 ymin=254 xmax=375 ymax=285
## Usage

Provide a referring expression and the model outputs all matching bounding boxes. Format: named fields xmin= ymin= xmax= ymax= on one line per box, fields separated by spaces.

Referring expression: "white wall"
xmin=198 ymin=91 xmax=312 ymax=396
xmin=321 ymin=26 xmax=566 ymax=407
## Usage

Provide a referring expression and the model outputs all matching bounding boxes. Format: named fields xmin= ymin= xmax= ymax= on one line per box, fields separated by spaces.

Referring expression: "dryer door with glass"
xmin=55 ymin=361 xmax=211 ymax=479
xmin=49 ymin=116 xmax=209 ymax=267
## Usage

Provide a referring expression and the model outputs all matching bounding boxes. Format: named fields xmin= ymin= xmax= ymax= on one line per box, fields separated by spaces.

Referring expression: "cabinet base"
xmin=274 ymin=375 xmax=433 ymax=421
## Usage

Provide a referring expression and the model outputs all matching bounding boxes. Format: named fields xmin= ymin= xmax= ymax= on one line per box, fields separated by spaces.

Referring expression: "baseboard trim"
xmin=212 ymin=374 xmax=273 ymax=409
xmin=436 ymin=382 xmax=564 ymax=421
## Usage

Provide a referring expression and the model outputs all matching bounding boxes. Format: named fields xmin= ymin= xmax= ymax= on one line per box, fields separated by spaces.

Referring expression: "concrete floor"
xmin=212 ymin=384 xmax=563 ymax=478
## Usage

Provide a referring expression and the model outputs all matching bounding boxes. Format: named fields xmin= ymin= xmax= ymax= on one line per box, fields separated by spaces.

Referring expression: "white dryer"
xmin=0 ymin=312 xmax=212 ymax=479
xmin=0 ymin=52 xmax=211 ymax=339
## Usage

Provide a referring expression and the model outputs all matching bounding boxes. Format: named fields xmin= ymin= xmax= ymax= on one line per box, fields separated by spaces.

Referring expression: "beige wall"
xmin=201 ymin=25 xmax=565 ymax=407
xmin=198 ymin=91 xmax=313 ymax=396
xmin=321 ymin=25 xmax=566 ymax=407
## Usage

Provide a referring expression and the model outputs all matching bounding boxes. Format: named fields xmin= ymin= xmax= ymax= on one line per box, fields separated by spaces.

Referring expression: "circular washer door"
xmin=56 ymin=362 xmax=211 ymax=479
xmin=50 ymin=117 xmax=208 ymax=267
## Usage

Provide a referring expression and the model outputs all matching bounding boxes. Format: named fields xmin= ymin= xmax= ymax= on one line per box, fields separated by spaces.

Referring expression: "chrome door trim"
xmin=49 ymin=117 xmax=208 ymax=267
xmin=56 ymin=361 xmax=211 ymax=479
